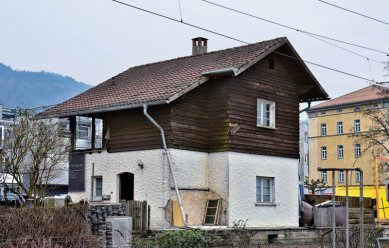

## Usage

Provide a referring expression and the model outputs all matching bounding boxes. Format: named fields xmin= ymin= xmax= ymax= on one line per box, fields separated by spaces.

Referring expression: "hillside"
xmin=0 ymin=63 xmax=91 ymax=108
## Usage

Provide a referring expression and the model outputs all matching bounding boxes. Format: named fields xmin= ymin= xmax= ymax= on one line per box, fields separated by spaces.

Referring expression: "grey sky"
xmin=1 ymin=0 xmax=388 ymax=106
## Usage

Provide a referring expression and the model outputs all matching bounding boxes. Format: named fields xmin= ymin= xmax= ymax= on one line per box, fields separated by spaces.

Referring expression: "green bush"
xmin=136 ymin=229 xmax=209 ymax=248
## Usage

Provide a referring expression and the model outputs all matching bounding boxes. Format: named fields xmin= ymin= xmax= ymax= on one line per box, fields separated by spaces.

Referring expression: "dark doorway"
xmin=119 ymin=172 xmax=134 ymax=201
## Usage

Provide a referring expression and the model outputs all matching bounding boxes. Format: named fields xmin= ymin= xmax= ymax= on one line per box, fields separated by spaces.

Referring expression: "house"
xmin=307 ymin=85 xmax=389 ymax=218
xmin=41 ymin=37 xmax=328 ymax=228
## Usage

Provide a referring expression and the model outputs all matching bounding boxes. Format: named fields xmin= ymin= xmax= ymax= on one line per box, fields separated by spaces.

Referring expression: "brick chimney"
xmin=192 ymin=37 xmax=208 ymax=55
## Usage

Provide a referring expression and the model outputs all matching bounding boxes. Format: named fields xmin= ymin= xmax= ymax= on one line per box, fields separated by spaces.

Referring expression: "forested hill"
xmin=0 ymin=63 xmax=91 ymax=108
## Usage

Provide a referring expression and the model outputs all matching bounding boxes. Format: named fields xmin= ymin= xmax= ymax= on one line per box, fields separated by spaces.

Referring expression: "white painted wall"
xmin=70 ymin=149 xmax=171 ymax=228
xmin=169 ymin=149 xmax=209 ymax=189
xmin=69 ymin=148 xmax=299 ymax=228
xmin=228 ymin=152 xmax=299 ymax=228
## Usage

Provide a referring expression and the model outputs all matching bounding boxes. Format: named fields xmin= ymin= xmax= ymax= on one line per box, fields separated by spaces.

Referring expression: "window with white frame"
xmin=338 ymin=170 xmax=344 ymax=183
xmin=321 ymin=146 xmax=327 ymax=160
xmin=355 ymin=143 xmax=361 ymax=157
xmin=321 ymin=171 xmax=328 ymax=183
xmin=321 ymin=123 xmax=327 ymax=136
xmin=354 ymin=119 xmax=361 ymax=133
xmin=337 ymin=121 xmax=343 ymax=134
xmin=337 ymin=145 xmax=344 ymax=159
xmin=256 ymin=99 xmax=275 ymax=128
xmin=93 ymin=176 xmax=103 ymax=200
xmin=256 ymin=177 xmax=274 ymax=203
xmin=355 ymin=171 xmax=361 ymax=182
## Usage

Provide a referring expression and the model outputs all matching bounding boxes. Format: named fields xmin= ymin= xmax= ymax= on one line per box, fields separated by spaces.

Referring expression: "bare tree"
xmin=304 ymin=179 xmax=330 ymax=195
xmin=0 ymin=109 xmax=70 ymax=205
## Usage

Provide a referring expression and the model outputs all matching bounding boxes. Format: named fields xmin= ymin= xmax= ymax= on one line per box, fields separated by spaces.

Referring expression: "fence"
xmin=305 ymin=194 xmax=374 ymax=208
xmin=126 ymin=200 xmax=149 ymax=233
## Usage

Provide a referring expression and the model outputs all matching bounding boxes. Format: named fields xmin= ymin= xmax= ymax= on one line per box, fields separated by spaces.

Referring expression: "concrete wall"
xmin=228 ymin=152 xmax=299 ymax=228
xmin=69 ymin=149 xmax=299 ymax=228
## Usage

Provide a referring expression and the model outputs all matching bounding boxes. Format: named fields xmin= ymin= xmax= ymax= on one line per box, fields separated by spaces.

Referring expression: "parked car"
xmin=315 ymin=200 xmax=342 ymax=208
xmin=0 ymin=193 xmax=24 ymax=207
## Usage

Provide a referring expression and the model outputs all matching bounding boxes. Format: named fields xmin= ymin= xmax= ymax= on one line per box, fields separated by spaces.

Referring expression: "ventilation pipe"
xmin=143 ymin=104 xmax=187 ymax=227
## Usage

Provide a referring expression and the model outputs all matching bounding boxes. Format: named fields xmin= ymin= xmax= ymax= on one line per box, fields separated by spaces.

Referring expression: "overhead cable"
xmin=318 ymin=0 xmax=389 ymax=27
xmin=201 ymin=0 xmax=389 ymax=56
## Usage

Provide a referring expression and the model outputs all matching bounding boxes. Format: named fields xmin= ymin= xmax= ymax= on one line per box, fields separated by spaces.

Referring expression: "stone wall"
xmin=88 ymin=203 xmax=128 ymax=248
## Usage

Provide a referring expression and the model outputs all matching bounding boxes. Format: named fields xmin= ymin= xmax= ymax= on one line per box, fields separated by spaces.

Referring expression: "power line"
xmin=318 ymin=0 xmax=389 ymax=27
xmin=200 ymin=0 xmax=389 ymax=56
xmin=273 ymin=51 xmax=375 ymax=83
xmin=111 ymin=0 xmax=379 ymax=84
xmin=111 ymin=0 xmax=249 ymax=45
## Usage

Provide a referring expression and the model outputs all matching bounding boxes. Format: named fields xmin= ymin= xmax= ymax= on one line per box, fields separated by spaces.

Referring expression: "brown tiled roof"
xmin=310 ymin=85 xmax=389 ymax=110
xmin=41 ymin=37 xmax=327 ymax=117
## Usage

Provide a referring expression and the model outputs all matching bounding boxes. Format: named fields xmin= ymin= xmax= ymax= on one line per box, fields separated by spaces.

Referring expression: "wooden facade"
xmin=97 ymin=53 xmax=301 ymax=159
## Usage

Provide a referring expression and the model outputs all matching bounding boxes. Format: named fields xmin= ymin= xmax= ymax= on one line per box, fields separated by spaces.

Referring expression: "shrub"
xmin=0 ymin=205 xmax=99 ymax=248
xmin=135 ymin=229 xmax=209 ymax=248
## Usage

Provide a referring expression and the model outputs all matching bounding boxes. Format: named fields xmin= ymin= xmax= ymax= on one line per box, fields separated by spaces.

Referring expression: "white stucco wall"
xmin=69 ymin=148 xmax=299 ymax=229
xmin=70 ymin=149 xmax=171 ymax=228
xmin=169 ymin=149 xmax=209 ymax=189
xmin=228 ymin=152 xmax=299 ymax=228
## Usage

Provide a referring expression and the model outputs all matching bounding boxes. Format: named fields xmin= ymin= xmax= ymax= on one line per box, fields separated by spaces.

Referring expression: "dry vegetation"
xmin=0 ymin=205 xmax=99 ymax=248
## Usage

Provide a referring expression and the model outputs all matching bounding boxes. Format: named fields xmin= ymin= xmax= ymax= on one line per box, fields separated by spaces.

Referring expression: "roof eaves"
xmin=307 ymin=97 xmax=389 ymax=112
xmin=41 ymin=99 xmax=170 ymax=118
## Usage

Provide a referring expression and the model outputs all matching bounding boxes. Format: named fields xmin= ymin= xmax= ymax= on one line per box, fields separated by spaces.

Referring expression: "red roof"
xmin=42 ymin=37 xmax=327 ymax=117
xmin=310 ymin=85 xmax=389 ymax=110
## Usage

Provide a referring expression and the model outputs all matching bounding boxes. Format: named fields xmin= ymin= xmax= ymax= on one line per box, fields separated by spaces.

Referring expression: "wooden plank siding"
xmin=104 ymin=54 xmax=300 ymax=158
xmin=228 ymin=55 xmax=299 ymax=158
xmin=106 ymin=105 xmax=172 ymax=153
xmin=170 ymin=78 xmax=230 ymax=152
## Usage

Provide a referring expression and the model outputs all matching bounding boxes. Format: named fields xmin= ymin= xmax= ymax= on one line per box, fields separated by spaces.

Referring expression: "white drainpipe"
xmin=143 ymin=104 xmax=187 ymax=227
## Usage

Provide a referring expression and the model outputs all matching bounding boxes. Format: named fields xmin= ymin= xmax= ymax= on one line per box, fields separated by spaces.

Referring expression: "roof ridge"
xmin=112 ymin=37 xmax=287 ymax=77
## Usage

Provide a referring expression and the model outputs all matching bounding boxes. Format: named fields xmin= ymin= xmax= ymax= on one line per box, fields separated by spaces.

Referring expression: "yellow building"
xmin=308 ymin=85 xmax=389 ymax=219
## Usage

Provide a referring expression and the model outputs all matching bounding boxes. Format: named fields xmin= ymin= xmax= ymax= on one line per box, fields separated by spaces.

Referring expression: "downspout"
xmin=143 ymin=104 xmax=187 ymax=227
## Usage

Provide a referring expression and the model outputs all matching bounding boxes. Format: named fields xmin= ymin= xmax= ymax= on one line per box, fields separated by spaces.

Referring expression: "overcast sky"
xmin=1 ymin=0 xmax=388 ymax=109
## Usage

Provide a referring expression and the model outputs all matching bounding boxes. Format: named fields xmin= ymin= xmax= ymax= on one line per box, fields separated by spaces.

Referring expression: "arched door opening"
xmin=119 ymin=172 xmax=134 ymax=201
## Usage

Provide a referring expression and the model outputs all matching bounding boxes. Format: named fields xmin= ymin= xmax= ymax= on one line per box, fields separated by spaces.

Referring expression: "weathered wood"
xmin=126 ymin=200 xmax=149 ymax=232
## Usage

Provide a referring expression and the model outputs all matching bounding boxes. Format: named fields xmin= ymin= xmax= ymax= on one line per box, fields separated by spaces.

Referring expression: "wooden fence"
xmin=126 ymin=200 xmax=150 ymax=233
xmin=305 ymin=194 xmax=374 ymax=208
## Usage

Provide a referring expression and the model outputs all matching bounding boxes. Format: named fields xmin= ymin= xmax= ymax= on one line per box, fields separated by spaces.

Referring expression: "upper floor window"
xmin=337 ymin=121 xmax=343 ymax=134
xmin=355 ymin=143 xmax=361 ymax=157
xmin=354 ymin=119 xmax=361 ymax=132
xmin=321 ymin=124 xmax=327 ymax=136
xmin=257 ymin=99 xmax=275 ymax=128
xmin=337 ymin=109 xmax=343 ymax=113
xmin=354 ymin=107 xmax=361 ymax=112
xmin=320 ymin=111 xmax=326 ymax=115
xmin=337 ymin=145 xmax=344 ymax=159
xmin=321 ymin=146 xmax=327 ymax=160
xmin=338 ymin=170 xmax=344 ymax=183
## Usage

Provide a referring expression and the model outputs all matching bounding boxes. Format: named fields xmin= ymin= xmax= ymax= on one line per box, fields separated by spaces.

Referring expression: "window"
xmin=269 ymin=58 xmax=276 ymax=70
xmin=256 ymin=177 xmax=274 ymax=203
xmin=337 ymin=109 xmax=342 ymax=113
xmin=337 ymin=145 xmax=344 ymax=159
xmin=321 ymin=171 xmax=328 ymax=183
xmin=320 ymin=111 xmax=326 ymax=115
xmin=354 ymin=119 xmax=361 ymax=132
xmin=354 ymin=107 xmax=360 ymax=112
xmin=94 ymin=177 xmax=103 ymax=200
xmin=355 ymin=144 xmax=361 ymax=157
xmin=338 ymin=170 xmax=344 ymax=183
xmin=355 ymin=171 xmax=361 ymax=182
xmin=320 ymin=123 xmax=327 ymax=136
xmin=321 ymin=146 xmax=327 ymax=160
xmin=337 ymin=121 xmax=343 ymax=134
xmin=257 ymin=99 xmax=275 ymax=128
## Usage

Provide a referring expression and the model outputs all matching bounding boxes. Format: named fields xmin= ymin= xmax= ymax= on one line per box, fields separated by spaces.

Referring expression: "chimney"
xmin=192 ymin=37 xmax=208 ymax=55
